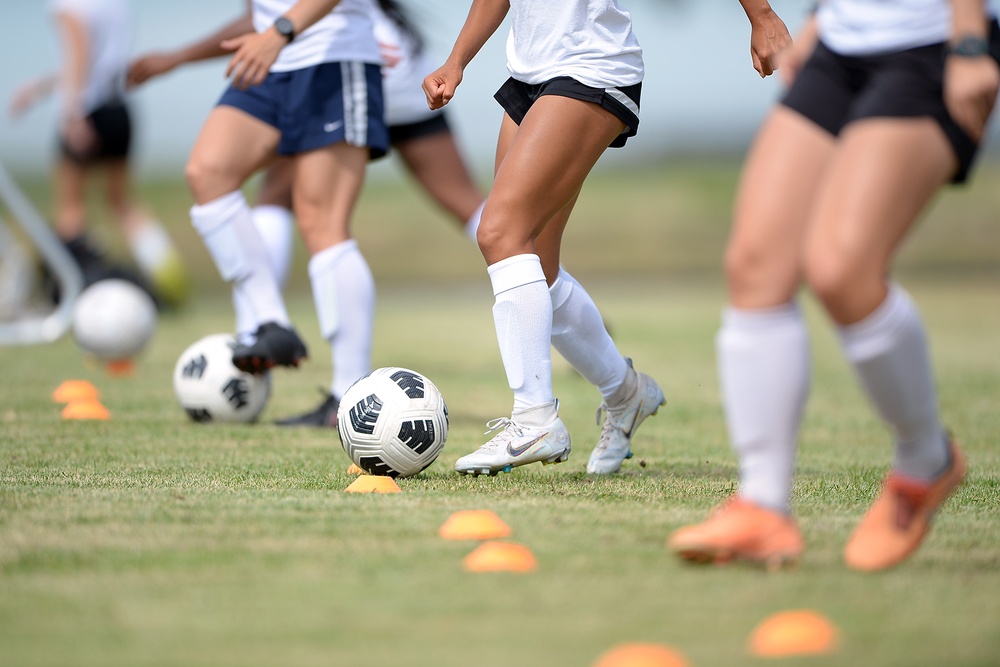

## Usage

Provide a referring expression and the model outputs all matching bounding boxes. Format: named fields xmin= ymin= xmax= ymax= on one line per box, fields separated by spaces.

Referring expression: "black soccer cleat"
xmin=274 ymin=388 xmax=339 ymax=428
xmin=231 ymin=321 xmax=308 ymax=374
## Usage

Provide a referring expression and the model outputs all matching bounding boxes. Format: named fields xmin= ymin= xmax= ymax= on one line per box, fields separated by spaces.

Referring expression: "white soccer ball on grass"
xmin=173 ymin=334 xmax=271 ymax=423
xmin=72 ymin=278 xmax=157 ymax=361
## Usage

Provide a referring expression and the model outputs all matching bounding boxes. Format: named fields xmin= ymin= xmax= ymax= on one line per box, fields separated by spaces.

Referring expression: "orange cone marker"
xmin=346 ymin=463 xmax=365 ymax=475
xmin=52 ymin=380 xmax=99 ymax=404
xmin=439 ymin=509 xmax=512 ymax=540
xmin=463 ymin=541 xmax=537 ymax=573
xmin=748 ymin=609 xmax=840 ymax=657
xmin=592 ymin=643 xmax=691 ymax=667
xmin=61 ymin=399 xmax=110 ymax=421
xmin=345 ymin=475 xmax=401 ymax=494
xmin=106 ymin=359 xmax=135 ymax=377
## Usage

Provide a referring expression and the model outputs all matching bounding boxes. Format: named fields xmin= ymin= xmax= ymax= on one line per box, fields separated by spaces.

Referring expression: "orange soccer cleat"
xmin=667 ymin=497 xmax=804 ymax=570
xmin=844 ymin=440 xmax=966 ymax=572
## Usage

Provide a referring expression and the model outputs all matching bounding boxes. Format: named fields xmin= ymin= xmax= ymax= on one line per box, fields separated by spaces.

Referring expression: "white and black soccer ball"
xmin=72 ymin=279 xmax=157 ymax=361
xmin=337 ymin=367 xmax=449 ymax=478
xmin=172 ymin=334 xmax=271 ymax=423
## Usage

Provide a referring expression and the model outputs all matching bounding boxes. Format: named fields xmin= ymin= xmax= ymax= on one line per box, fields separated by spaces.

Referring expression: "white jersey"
xmin=505 ymin=0 xmax=644 ymax=88
xmin=253 ymin=0 xmax=381 ymax=72
xmin=372 ymin=2 xmax=439 ymax=126
xmin=818 ymin=0 xmax=997 ymax=55
xmin=49 ymin=0 xmax=131 ymax=114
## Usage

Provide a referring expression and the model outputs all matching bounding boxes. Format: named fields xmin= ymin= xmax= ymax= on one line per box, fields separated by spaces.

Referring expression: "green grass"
xmin=2 ymin=162 xmax=999 ymax=666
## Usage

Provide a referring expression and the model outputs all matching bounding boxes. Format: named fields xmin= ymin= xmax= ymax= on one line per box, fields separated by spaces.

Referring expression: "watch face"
xmin=275 ymin=17 xmax=294 ymax=41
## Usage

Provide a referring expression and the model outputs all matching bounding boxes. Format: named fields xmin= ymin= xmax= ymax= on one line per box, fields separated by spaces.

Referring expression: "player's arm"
xmin=945 ymin=0 xmax=999 ymax=141
xmin=738 ymin=0 xmax=792 ymax=78
xmin=422 ymin=0 xmax=510 ymax=110
xmin=129 ymin=13 xmax=254 ymax=87
xmin=54 ymin=10 xmax=96 ymax=154
xmin=9 ymin=74 xmax=57 ymax=117
xmin=778 ymin=12 xmax=818 ymax=88
xmin=224 ymin=0 xmax=343 ymax=89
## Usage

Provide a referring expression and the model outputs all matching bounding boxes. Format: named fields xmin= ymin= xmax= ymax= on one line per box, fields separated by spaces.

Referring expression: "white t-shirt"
xmin=818 ymin=0 xmax=997 ymax=55
xmin=372 ymin=2 xmax=439 ymax=126
xmin=505 ymin=0 xmax=644 ymax=88
xmin=253 ymin=0 xmax=381 ymax=72
xmin=50 ymin=0 xmax=131 ymax=114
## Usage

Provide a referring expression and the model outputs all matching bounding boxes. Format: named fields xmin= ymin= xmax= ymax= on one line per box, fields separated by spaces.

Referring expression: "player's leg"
xmin=455 ymin=94 xmax=623 ymax=476
xmin=668 ymin=106 xmax=833 ymax=567
xmin=803 ymin=117 xmax=964 ymax=571
xmin=186 ymin=105 xmax=304 ymax=372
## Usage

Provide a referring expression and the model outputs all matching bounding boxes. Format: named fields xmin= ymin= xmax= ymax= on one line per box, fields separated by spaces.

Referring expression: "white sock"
xmin=309 ymin=240 xmax=374 ymax=399
xmin=549 ymin=267 xmax=628 ymax=399
xmin=488 ymin=254 xmax=553 ymax=413
xmin=127 ymin=219 xmax=179 ymax=278
xmin=838 ymin=284 xmax=948 ymax=481
xmin=717 ymin=302 xmax=810 ymax=513
xmin=190 ymin=191 xmax=289 ymax=330
xmin=234 ymin=205 xmax=295 ymax=343
xmin=464 ymin=201 xmax=484 ymax=243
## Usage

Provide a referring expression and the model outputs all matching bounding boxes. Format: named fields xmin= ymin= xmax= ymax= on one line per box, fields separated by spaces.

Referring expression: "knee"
xmin=804 ymin=249 xmax=862 ymax=312
xmin=723 ymin=235 xmax=797 ymax=306
xmin=185 ymin=155 xmax=234 ymax=204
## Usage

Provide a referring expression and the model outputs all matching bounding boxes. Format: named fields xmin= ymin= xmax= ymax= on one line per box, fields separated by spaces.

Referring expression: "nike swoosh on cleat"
xmin=507 ymin=433 xmax=549 ymax=457
xmin=621 ymin=407 xmax=640 ymax=439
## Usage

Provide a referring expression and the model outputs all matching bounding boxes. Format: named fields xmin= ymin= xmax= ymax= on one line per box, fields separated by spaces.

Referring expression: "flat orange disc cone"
xmin=748 ymin=609 xmax=840 ymax=657
xmin=439 ymin=509 xmax=512 ymax=540
xmin=345 ymin=475 xmax=401 ymax=494
xmin=52 ymin=380 xmax=99 ymax=403
xmin=61 ymin=399 xmax=110 ymax=421
xmin=346 ymin=463 xmax=365 ymax=475
xmin=592 ymin=643 xmax=691 ymax=667
xmin=106 ymin=359 xmax=135 ymax=377
xmin=463 ymin=541 xmax=537 ymax=573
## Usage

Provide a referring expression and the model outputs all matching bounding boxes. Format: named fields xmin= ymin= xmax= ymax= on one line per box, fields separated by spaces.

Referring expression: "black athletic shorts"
xmin=389 ymin=112 xmax=450 ymax=145
xmin=59 ymin=100 xmax=132 ymax=165
xmin=782 ymin=21 xmax=1000 ymax=183
xmin=494 ymin=76 xmax=641 ymax=148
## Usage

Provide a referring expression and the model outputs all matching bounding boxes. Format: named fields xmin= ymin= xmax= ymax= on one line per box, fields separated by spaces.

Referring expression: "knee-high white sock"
xmin=550 ymin=268 xmax=628 ymax=399
xmin=190 ymin=191 xmax=289 ymax=332
xmin=838 ymin=284 xmax=948 ymax=481
xmin=717 ymin=302 xmax=810 ymax=513
xmin=309 ymin=240 xmax=374 ymax=399
xmin=488 ymin=254 xmax=553 ymax=414
xmin=234 ymin=205 xmax=295 ymax=343
xmin=464 ymin=201 xmax=484 ymax=243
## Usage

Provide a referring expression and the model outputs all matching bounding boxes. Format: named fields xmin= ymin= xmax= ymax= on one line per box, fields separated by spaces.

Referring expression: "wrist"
xmin=273 ymin=16 xmax=295 ymax=43
xmin=947 ymin=35 xmax=990 ymax=58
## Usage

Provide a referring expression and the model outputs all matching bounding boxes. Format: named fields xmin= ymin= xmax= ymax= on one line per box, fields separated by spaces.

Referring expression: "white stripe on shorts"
xmin=605 ymin=87 xmax=639 ymax=118
xmin=341 ymin=62 xmax=368 ymax=147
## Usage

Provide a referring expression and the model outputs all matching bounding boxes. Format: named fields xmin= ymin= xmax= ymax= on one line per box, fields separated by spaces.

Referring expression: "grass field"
xmin=2 ymin=162 xmax=999 ymax=666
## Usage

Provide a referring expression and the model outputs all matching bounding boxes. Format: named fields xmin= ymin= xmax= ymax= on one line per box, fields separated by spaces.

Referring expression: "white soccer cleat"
xmin=587 ymin=365 xmax=666 ymax=475
xmin=455 ymin=414 xmax=572 ymax=476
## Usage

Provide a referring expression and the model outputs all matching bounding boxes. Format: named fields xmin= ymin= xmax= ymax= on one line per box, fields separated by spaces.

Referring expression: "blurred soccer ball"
xmin=72 ymin=278 xmax=157 ymax=361
xmin=173 ymin=334 xmax=271 ymax=423
xmin=337 ymin=367 xmax=448 ymax=478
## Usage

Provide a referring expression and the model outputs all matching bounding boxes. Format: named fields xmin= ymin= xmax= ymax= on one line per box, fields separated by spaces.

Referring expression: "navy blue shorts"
xmin=494 ymin=76 xmax=641 ymax=148
xmin=218 ymin=61 xmax=389 ymax=159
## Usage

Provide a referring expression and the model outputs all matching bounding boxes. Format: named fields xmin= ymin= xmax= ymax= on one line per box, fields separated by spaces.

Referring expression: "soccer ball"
xmin=173 ymin=334 xmax=271 ymax=423
xmin=72 ymin=279 xmax=157 ymax=360
xmin=337 ymin=367 xmax=449 ymax=478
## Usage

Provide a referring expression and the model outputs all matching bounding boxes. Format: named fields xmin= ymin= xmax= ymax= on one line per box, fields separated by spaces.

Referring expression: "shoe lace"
xmin=481 ymin=417 xmax=524 ymax=451
xmin=593 ymin=402 xmax=624 ymax=454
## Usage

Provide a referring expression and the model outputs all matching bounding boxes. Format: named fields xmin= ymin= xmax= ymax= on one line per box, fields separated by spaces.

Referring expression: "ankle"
xmin=512 ymin=400 xmax=558 ymax=428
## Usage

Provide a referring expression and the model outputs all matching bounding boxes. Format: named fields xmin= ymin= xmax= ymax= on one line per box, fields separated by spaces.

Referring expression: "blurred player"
xmin=9 ymin=0 xmax=189 ymax=307
xmin=669 ymin=0 xmax=999 ymax=571
xmin=423 ymin=0 xmax=666 ymax=476
xmin=182 ymin=0 xmax=387 ymax=391
xmin=130 ymin=0 xmax=486 ymax=427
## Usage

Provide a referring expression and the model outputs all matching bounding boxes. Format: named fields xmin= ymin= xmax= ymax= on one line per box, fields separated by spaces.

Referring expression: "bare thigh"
xmin=804 ymin=117 xmax=956 ymax=324
xmin=727 ymin=106 xmax=835 ymax=308
xmin=395 ymin=131 xmax=484 ymax=225
xmin=477 ymin=96 xmax=624 ymax=268
xmin=291 ymin=142 xmax=368 ymax=256
xmin=185 ymin=106 xmax=280 ymax=204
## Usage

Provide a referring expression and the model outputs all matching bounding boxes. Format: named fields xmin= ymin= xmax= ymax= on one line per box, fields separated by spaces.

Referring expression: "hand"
xmin=749 ymin=8 xmax=792 ymax=78
xmin=61 ymin=113 xmax=97 ymax=156
xmin=778 ymin=20 xmax=818 ymax=88
xmin=222 ymin=30 xmax=285 ymax=89
xmin=379 ymin=41 xmax=403 ymax=71
xmin=9 ymin=82 xmax=43 ymax=118
xmin=422 ymin=62 xmax=463 ymax=110
xmin=128 ymin=52 xmax=180 ymax=88
xmin=945 ymin=55 xmax=1000 ymax=141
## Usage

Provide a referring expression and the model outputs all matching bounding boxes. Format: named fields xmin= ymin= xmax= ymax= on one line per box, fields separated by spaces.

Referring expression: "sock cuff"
xmin=190 ymin=191 xmax=247 ymax=235
xmin=839 ymin=284 xmax=916 ymax=362
xmin=487 ymin=253 xmax=546 ymax=296
xmin=722 ymin=301 xmax=802 ymax=332
xmin=308 ymin=239 xmax=359 ymax=280
xmin=548 ymin=267 xmax=575 ymax=310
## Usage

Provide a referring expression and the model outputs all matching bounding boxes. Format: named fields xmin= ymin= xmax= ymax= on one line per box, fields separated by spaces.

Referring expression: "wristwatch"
xmin=273 ymin=16 xmax=295 ymax=43
xmin=947 ymin=35 xmax=990 ymax=58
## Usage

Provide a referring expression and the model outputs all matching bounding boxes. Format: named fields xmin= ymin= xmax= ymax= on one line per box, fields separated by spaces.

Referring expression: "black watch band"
xmin=274 ymin=16 xmax=295 ymax=43
xmin=947 ymin=35 xmax=990 ymax=58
